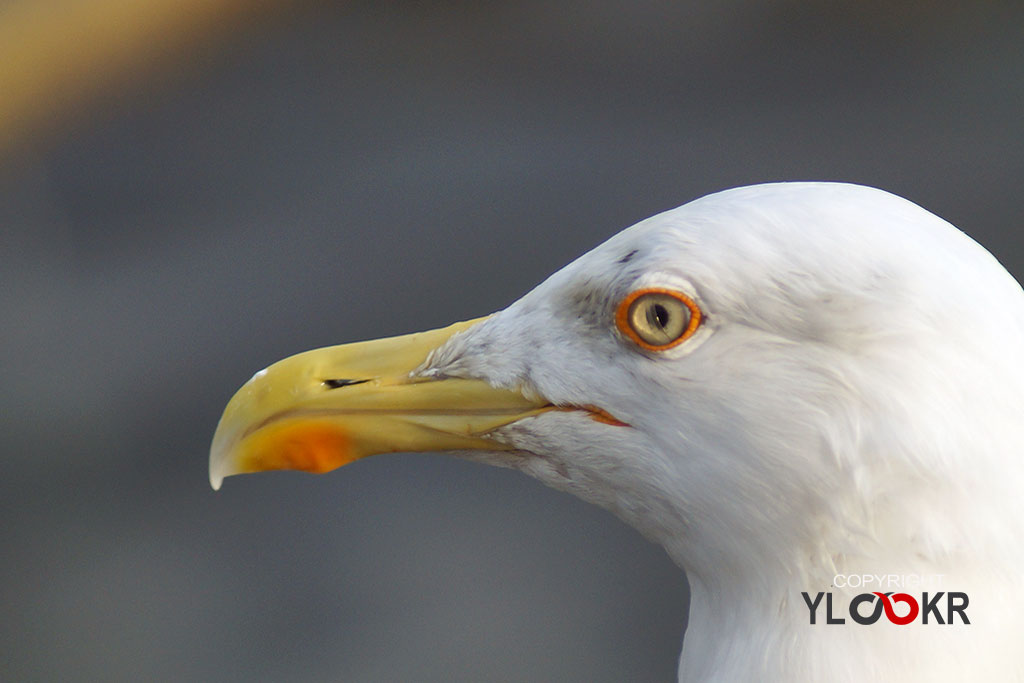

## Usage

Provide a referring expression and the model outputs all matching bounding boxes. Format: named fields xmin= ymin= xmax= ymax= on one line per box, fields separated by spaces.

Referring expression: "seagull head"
xmin=210 ymin=182 xmax=1024 ymax=680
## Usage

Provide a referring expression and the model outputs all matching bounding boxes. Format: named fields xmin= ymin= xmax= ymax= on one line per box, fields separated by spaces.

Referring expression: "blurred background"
xmin=2 ymin=1 xmax=1022 ymax=680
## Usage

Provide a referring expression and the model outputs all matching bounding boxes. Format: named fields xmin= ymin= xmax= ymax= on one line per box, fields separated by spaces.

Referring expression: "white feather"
xmin=423 ymin=183 xmax=1024 ymax=681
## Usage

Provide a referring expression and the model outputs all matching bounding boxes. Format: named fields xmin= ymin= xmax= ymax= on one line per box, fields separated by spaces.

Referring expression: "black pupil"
xmin=653 ymin=303 xmax=670 ymax=328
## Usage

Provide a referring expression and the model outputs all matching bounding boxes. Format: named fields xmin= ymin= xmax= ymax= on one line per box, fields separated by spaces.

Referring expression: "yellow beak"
xmin=209 ymin=317 xmax=551 ymax=490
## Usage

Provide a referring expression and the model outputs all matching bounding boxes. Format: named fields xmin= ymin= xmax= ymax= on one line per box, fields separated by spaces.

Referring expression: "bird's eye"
xmin=616 ymin=288 xmax=701 ymax=351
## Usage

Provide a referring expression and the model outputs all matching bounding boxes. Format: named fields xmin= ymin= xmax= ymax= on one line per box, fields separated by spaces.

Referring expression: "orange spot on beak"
xmin=240 ymin=420 xmax=356 ymax=475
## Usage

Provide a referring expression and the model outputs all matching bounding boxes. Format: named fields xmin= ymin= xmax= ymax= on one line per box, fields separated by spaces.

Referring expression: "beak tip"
xmin=208 ymin=429 xmax=232 ymax=491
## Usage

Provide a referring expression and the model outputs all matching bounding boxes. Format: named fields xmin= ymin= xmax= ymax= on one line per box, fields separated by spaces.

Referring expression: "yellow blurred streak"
xmin=0 ymin=0 xmax=294 ymax=157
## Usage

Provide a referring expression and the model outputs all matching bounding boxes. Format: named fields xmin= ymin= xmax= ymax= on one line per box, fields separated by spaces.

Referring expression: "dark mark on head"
xmin=618 ymin=249 xmax=639 ymax=264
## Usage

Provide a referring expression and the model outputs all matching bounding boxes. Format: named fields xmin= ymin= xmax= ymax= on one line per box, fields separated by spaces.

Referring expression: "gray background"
xmin=3 ymin=1 xmax=1023 ymax=681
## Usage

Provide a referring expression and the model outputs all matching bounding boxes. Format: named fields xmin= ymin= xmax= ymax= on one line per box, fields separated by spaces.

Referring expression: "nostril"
xmin=322 ymin=379 xmax=370 ymax=389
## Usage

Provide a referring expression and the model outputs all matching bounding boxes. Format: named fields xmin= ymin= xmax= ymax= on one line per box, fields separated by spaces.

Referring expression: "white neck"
xmin=672 ymin=536 xmax=1022 ymax=682
xmin=678 ymin=572 xmax=1017 ymax=682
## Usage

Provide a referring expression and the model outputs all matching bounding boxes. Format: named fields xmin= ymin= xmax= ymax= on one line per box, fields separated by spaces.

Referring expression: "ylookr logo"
xmin=801 ymin=590 xmax=970 ymax=625
xmin=803 ymin=575 xmax=969 ymax=626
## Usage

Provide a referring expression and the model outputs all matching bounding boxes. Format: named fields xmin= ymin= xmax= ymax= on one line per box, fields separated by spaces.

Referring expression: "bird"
xmin=210 ymin=182 xmax=1024 ymax=682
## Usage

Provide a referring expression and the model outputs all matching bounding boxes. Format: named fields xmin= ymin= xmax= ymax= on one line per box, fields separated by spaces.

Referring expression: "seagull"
xmin=210 ymin=183 xmax=1023 ymax=682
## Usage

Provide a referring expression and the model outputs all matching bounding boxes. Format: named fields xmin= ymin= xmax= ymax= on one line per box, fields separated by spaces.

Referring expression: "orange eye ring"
xmin=615 ymin=288 xmax=702 ymax=351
